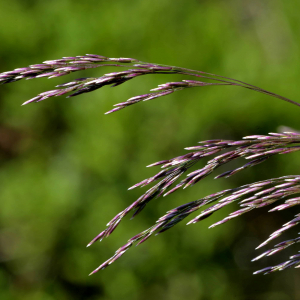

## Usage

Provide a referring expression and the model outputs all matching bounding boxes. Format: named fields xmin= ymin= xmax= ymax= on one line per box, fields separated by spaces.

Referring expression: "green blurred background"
xmin=0 ymin=0 xmax=300 ymax=299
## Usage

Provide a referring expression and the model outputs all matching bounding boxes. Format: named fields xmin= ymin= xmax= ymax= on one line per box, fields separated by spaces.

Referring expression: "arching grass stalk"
xmin=0 ymin=54 xmax=299 ymax=110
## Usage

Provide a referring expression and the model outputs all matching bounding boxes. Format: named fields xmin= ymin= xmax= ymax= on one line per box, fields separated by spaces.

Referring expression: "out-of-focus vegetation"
xmin=0 ymin=0 xmax=300 ymax=299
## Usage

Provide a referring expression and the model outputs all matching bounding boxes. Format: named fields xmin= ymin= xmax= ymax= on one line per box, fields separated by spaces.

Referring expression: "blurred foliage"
xmin=0 ymin=0 xmax=300 ymax=299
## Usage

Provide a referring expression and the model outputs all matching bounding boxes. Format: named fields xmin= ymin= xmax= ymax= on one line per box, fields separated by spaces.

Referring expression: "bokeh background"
xmin=0 ymin=0 xmax=300 ymax=299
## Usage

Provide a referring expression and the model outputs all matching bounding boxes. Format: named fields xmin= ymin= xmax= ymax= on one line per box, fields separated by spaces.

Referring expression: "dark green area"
xmin=0 ymin=0 xmax=300 ymax=299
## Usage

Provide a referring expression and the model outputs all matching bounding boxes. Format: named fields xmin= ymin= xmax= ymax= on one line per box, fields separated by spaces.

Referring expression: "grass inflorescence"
xmin=1 ymin=54 xmax=300 ymax=276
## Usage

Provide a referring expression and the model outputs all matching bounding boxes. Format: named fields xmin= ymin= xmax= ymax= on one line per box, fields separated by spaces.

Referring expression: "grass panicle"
xmin=1 ymin=54 xmax=299 ymax=110
xmin=2 ymin=54 xmax=300 ymax=276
